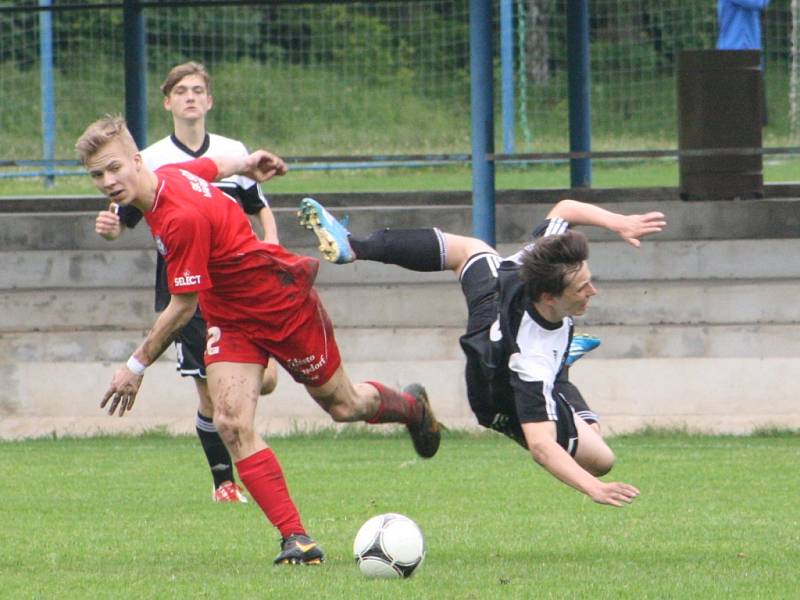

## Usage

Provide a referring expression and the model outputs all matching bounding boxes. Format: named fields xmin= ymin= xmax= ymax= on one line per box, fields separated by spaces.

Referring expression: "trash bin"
xmin=677 ymin=50 xmax=763 ymax=200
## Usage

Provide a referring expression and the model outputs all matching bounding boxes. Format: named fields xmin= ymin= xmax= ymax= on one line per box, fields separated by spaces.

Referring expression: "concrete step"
xmin=0 ymin=289 xmax=156 ymax=331
xmin=3 ymin=189 xmax=799 ymax=440
xmin=1 ymin=196 xmax=799 ymax=252
xmin=3 ymin=184 xmax=799 ymax=215
xmin=2 ymin=323 xmax=799 ymax=364
xmin=0 ymin=249 xmax=157 ymax=290
xmin=2 ymin=356 xmax=798 ymax=439
xmin=5 ymin=238 xmax=800 ymax=290
xmin=317 ymin=279 xmax=800 ymax=328
xmin=0 ymin=327 xmax=465 ymax=364
xmin=2 ymin=278 xmax=798 ymax=331
xmin=296 ymin=197 xmax=800 ymax=242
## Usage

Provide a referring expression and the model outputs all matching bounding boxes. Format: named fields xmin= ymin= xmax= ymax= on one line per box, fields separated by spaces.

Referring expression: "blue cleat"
xmin=297 ymin=197 xmax=355 ymax=264
xmin=566 ymin=334 xmax=601 ymax=367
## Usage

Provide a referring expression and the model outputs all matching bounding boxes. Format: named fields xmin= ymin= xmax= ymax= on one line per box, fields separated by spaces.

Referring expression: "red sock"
xmin=365 ymin=381 xmax=421 ymax=425
xmin=235 ymin=448 xmax=306 ymax=539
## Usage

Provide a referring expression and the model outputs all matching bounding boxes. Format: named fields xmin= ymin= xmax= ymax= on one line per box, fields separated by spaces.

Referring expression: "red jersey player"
xmin=76 ymin=115 xmax=441 ymax=566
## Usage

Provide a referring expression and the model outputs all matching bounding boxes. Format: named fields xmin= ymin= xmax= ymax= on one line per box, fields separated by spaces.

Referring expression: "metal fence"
xmin=1 ymin=0 xmax=798 ymax=183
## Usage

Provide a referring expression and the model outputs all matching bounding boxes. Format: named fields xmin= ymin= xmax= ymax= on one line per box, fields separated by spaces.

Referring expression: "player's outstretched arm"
xmin=546 ymin=199 xmax=666 ymax=247
xmin=521 ymin=421 xmax=640 ymax=507
xmin=100 ymin=292 xmax=198 ymax=417
xmin=211 ymin=150 xmax=288 ymax=184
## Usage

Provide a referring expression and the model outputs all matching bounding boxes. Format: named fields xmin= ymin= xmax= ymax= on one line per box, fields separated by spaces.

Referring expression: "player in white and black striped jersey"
xmin=94 ymin=62 xmax=279 ymax=503
xmin=299 ymin=197 xmax=666 ymax=507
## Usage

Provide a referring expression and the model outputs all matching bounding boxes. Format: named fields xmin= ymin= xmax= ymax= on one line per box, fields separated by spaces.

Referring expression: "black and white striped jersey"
xmin=460 ymin=217 xmax=574 ymax=428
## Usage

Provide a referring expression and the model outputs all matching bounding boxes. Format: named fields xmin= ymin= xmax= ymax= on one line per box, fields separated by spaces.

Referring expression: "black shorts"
xmin=459 ymin=253 xmax=579 ymax=456
xmin=483 ymin=390 xmax=579 ymax=456
xmin=458 ymin=253 xmax=505 ymax=425
xmin=554 ymin=373 xmax=599 ymax=425
xmin=175 ymin=311 xmax=207 ymax=378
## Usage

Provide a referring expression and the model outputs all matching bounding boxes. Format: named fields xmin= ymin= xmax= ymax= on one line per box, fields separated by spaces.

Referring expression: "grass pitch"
xmin=1 ymin=430 xmax=798 ymax=599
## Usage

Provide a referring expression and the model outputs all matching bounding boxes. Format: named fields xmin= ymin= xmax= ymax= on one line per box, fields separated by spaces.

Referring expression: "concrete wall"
xmin=1 ymin=188 xmax=799 ymax=439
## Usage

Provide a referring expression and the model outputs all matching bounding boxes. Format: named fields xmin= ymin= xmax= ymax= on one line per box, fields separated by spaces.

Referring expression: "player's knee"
xmin=213 ymin=410 xmax=253 ymax=448
xmin=586 ymin=447 xmax=615 ymax=477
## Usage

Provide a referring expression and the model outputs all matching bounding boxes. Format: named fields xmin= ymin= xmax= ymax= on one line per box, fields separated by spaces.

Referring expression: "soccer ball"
xmin=353 ymin=513 xmax=426 ymax=578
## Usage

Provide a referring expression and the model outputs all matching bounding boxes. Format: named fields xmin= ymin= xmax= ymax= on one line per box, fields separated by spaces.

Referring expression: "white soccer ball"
xmin=353 ymin=513 xmax=426 ymax=578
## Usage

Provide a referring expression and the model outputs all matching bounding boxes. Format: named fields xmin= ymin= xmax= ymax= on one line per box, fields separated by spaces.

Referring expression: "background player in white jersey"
xmin=299 ymin=197 xmax=666 ymax=507
xmin=95 ymin=62 xmax=277 ymax=503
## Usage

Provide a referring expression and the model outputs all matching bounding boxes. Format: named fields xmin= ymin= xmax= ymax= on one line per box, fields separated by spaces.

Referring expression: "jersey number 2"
xmin=206 ymin=326 xmax=222 ymax=356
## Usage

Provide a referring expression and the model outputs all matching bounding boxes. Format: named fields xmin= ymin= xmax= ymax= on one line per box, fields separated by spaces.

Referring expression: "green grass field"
xmin=2 ymin=430 xmax=798 ymax=599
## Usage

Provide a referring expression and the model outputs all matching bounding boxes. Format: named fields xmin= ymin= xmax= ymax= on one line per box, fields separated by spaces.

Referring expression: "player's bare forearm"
xmin=100 ymin=295 xmax=195 ymax=417
xmin=132 ymin=293 xmax=198 ymax=365
xmin=212 ymin=150 xmax=287 ymax=183
xmin=259 ymin=207 xmax=279 ymax=244
xmin=522 ymin=421 xmax=638 ymax=507
xmin=210 ymin=155 xmax=248 ymax=180
xmin=524 ymin=425 xmax=601 ymax=495
xmin=546 ymin=199 xmax=666 ymax=247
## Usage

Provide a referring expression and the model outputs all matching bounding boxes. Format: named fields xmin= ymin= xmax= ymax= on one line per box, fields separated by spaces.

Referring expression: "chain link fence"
xmin=1 ymin=0 xmax=797 ymax=181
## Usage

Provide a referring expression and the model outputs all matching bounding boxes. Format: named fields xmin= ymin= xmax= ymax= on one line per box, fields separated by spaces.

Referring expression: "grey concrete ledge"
xmin=2 ymin=183 xmax=799 ymax=212
xmin=3 ymin=323 xmax=798 ymax=364
xmin=3 ymin=198 xmax=799 ymax=252
xmin=3 ymin=356 xmax=799 ymax=439
xmin=3 ymin=279 xmax=799 ymax=331
xmin=5 ymin=239 xmax=799 ymax=290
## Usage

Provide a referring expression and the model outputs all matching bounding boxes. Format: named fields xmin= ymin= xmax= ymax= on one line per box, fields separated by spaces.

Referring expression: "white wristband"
xmin=126 ymin=355 xmax=147 ymax=375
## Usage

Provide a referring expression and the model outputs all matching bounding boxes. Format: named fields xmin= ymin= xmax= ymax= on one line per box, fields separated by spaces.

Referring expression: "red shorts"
xmin=203 ymin=295 xmax=342 ymax=386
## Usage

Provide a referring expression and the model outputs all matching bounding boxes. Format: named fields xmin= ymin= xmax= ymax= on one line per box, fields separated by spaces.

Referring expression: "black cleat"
xmin=404 ymin=383 xmax=441 ymax=459
xmin=273 ymin=533 xmax=325 ymax=565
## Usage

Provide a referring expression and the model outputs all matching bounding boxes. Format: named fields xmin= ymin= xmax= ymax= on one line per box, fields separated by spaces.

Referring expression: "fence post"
xmin=470 ymin=0 xmax=496 ymax=246
xmin=500 ymin=0 xmax=515 ymax=155
xmin=567 ymin=0 xmax=591 ymax=187
xmin=123 ymin=0 xmax=147 ymax=149
xmin=38 ymin=0 xmax=55 ymax=187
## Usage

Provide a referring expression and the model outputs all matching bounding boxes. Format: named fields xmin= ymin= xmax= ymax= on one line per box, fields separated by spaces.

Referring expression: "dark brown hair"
xmin=518 ymin=230 xmax=589 ymax=302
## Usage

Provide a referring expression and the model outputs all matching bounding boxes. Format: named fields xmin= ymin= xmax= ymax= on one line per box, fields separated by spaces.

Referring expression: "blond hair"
xmin=75 ymin=115 xmax=139 ymax=164
xmin=160 ymin=61 xmax=211 ymax=96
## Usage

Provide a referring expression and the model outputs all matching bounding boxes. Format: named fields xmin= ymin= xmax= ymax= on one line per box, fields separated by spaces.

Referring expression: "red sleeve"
xmin=161 ymin=212 xmax=213 ymax=295
xmin=157 ymin=157 xmax=219 ymax=182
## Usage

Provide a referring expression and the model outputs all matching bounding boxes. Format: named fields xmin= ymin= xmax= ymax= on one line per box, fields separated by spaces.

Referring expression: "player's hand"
xmin=100 ymin=365 xmax=143 ymax=417
xmin=95 ymin=205 xmax=122 ymax=240
xmin=614 ymin=211 xmax=667 ymax=247
xmin=245 ymin=150 xmax=288 ymax=183
xmin=588 ymin=481 xmax=640 ymax=507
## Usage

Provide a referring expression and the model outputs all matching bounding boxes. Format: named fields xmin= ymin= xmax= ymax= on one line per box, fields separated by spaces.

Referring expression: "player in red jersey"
xmin=76 ymin=115 xmax=441 ymax=566
xmin=97 ymin=61 xmax=280 ymax=504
